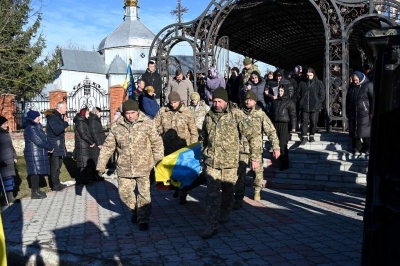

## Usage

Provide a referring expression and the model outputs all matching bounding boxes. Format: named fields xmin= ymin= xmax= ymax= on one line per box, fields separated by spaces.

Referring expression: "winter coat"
xmin=226 ymin=75 xmax=241 ymax=105
xmin=188 ymin=100 xmax=210 ymax=130
xmin=205 ymin=68 xmax=226 ymax=105
xmin=267 ymin=88 xmax=297 ymax=129
xmin=73 ymin=114 xmax=95 ymax=168
xmin=0 ymin=128 xmax=17 ymax=177
xmin=96 ymin=112 xmax=164 ymax=178
xmin=346 ymin=77 xmax=373 ymax=138
xmin=45 ymin=109 xmax=68 ymax=157
xmin=142 ymin=69 xmax=163 ymax=99
xmin=88 ymin=113 xmax=106 ymax=163
xmin=164 ymin=76 xmax=194 ymax=106
xmin=141 ymin=93 xmax=160 ymax=119
xmin=154 ymin=104 xmax=199 ymax=155
xmin=242 ymin=72 xmax=267 ymax=111
xmin=297 ymin=76 xmax=325 ymax=112
xmin=266 ymin=70 xmax=295 ymax=99
xmin=202 ymin=107 xmax=263 ymax=169
xmin=23 ymin=118 xmax=53 ymax=175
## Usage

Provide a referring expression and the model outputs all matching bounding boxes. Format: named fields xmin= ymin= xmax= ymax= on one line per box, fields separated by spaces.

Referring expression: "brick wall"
xmin=0 ymin=94 xmax=17 ymax=132
xmin=49 ymin=89 xmax=67 ymax=109
xmin=110 ymin=85 xmax=128 ymax=123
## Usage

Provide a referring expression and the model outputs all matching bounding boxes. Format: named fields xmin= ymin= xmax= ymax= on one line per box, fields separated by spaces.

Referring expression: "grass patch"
xmin=14 ymin=156 xmax=78 ymax=199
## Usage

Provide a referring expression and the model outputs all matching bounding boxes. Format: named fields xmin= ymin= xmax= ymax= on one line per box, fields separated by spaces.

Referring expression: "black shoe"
xmin=52 ymin=183 xmax=66 ymax=191
xmin=179 ymin=196 xmax=187 ymax=205
xmin=139 ymin=223 xmax=149 ymax=231
xmin=131 ymin=212 xmax=137 ymax=224
xmin=309 ymin=137 xmax=315 ymax=142
xmin=300 ymin=138 xmax=308 ymax=145
xmin=31 ymin=189 xmax=46 ymax=199
xmin=172 ymin=190 xmax=179 ymax=198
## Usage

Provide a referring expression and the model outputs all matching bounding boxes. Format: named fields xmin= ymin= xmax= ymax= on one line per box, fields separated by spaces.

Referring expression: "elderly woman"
xmin=346 ymin=71 xmax=373 ymax=156
xmin=241 ymin=70 xmax=267 ymax=111
xmin=23 ymin=110 xmax=54 ymax=199
xmin=0 ymin=116 xmax=18 ymax=204
xmin=73 ymin=108 xmax=96 ymax=185
xmin=141 ymin=86 xmax=160 ymax=119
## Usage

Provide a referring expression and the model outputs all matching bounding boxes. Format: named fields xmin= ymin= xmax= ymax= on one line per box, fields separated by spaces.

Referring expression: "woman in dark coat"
xmin=0 ymin=116 xmax=18 ymax=204
xmin=141 ymin=86 xmax=160 ymax=119
xmin=73 ymin=108 xmax=96 ymax=185
xmin=241 ymin=71 xmax=267 ymax=111
xmin=266 ymin=85 xmax=297 ymax=171
xmin=88 ymin=107 xmax=106 ymax=181
xmin=346 ymin=71 xmax=373 ymax=155
xmin=23 ymin=110 xmax=54 ymax=199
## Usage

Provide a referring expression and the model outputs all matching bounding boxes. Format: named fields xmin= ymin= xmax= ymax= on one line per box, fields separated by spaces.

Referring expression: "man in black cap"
xmin=200 ymin=87 xmax=263 ymax=239
xmin=97 ymin=100 xmax=164 ymax=231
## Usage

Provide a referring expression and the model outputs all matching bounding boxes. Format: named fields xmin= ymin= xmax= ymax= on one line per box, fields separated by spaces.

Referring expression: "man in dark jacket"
xmin=45 ymin=101 xmax=69 ymax=191
xmin=142 ymin=61 xmax=162 ymax=104
xmin=89 ymin=107 xmax=106 ymax=180
xmin=226 ymin=67 xmax=241 ymax=105
xmin=297 ymin=68 xmax=325 ymax=145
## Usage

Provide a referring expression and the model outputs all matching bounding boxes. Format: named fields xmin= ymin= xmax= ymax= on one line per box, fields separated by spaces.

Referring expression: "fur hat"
xmin=245 ymin=91 xmax=257 ymax=102
xmin=27 ymin=110 xmax=41 ymax=120
xmin=212 ymin=87 xmax=228 ymax=102
xmin=243 ymin=57 xmax=252 ymax=65
xmin=122 ymin=100 xmax=139 ymax=112
xmin=145 ymin=86 xmax=155 ymax=93
xmin=168 ymin=91 xmax=181 ymax=102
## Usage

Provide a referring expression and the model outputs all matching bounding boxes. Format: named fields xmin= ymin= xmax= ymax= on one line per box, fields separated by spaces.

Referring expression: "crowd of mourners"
xmin=0 ymin=59 xmax=373 ymax=239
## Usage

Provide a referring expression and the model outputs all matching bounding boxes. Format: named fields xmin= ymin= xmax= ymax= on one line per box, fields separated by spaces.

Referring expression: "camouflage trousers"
xmin=118 ymin=176 xmax=151 ymax=224
xmin=235 ymin=153 xmax=263 ymax=201
xmin=205 ymin=166 xmax=237 ymax=229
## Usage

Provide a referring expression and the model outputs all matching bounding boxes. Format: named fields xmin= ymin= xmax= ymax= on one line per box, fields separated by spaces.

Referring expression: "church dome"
xmin=98 ymin=1 xmax=155 ymax=51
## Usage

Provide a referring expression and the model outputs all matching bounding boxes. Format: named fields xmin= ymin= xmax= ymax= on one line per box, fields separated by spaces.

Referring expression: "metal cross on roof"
xmin=170 ymin=0 xmax=189 ymax=24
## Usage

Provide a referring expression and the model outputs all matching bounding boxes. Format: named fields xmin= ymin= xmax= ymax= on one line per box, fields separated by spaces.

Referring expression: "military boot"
xmin=31 ymin=189 xmax=46 ymax=200
xmin=201 ymin=228 xmax=218 ymax=239
xmin=232 ymin=200 xmax=243 ymax=210
xmin=254 ymin=191 xmax=261 ymax=201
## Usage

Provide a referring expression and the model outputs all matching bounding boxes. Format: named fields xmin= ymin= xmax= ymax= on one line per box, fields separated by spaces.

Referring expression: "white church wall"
xmin=54 ymin=71 xmax=108 ymax=93
xmin=104 ymin=47 xmax=150 ymax=73
xmin=109 ymin=74 xmax=126 ymax=88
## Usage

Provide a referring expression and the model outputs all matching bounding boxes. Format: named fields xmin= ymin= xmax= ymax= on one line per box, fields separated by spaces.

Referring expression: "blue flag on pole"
xmin=122 ymin=57 xmax=136 ymax=99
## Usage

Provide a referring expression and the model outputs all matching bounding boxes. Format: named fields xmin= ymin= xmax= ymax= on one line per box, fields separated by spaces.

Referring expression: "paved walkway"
xmin=2 ymin=178 xmax=365 ymax=265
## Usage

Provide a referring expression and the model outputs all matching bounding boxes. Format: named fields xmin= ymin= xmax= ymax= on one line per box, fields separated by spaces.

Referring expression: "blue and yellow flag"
xmin=155 ymin=142 xmax=201 ymax=189
xmin=122 ymin=57 xmax=136 ymax=100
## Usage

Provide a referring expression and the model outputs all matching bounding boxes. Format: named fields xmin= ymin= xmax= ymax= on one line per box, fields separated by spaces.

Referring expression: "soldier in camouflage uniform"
xmin=154 ymin=91 xmax=198 ymax=204
xmin=233 ymin=91 xmax=281 ymax=210
xmin=240 ymin=57 xmax=261 ymax=86
xmin=97 ymin=100 xmax=163 ymax=231
xmin=188 ymin=92 xmax=210 ymax=140
xmin=200 ymin=87 xmax=263 ymax=239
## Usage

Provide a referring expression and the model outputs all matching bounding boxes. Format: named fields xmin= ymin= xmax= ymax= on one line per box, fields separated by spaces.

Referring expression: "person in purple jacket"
xmin=141 ymin=86 xmax=160 ymax=119
xmin=205 ymin=67 xmax=226 ymax=106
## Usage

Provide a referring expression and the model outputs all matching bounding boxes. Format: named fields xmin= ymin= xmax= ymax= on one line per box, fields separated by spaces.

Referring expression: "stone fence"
xmin=11 ymin=132 xmax=75 ymax=156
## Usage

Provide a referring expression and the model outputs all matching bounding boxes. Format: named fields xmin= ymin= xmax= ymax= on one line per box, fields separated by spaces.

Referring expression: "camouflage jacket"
xmin=188 ymin=100 xmax=210 ymax=130
xmin=154 ymin=105 xmax=198 ymax=155
xmin=240 ymin=64 xmax=261 ymax=85
xmin=202 ymin=107 xmax=262 ymax=169
xmin=240 ymin=106 xmax=280 ymax=154
xmin=96 ymin=112 xmax=164 ymax=178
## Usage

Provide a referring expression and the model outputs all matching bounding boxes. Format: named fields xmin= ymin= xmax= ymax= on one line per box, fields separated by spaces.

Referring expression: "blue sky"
xmin=34 ymin=0 xmax=275 ymax=71
xmin=36 ymin=0 xmax=209 ymax=54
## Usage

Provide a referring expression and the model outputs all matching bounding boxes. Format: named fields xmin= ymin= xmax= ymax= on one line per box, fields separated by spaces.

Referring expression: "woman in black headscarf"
xmin=266 ymin=85 xmax=297 ymax=171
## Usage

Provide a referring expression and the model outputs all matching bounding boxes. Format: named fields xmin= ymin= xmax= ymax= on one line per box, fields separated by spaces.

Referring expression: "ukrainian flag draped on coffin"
xmin=122 ymin=57 xmax=136 ymax=100
xmin=155 ymin=142 xmax=201 ymax=189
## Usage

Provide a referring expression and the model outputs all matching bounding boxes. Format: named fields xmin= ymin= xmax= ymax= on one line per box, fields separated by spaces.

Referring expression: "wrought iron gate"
xmin=67 ymin=76 xmax=110 ymax=130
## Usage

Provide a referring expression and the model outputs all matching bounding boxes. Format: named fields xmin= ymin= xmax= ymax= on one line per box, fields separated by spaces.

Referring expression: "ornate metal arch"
xmin=150 ymin=0 xmax=396 ymax=128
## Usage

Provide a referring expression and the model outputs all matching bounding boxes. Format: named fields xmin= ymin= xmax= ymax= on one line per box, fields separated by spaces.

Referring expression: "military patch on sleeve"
xmin=244 ymin=117 xmax=253 ymax=127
